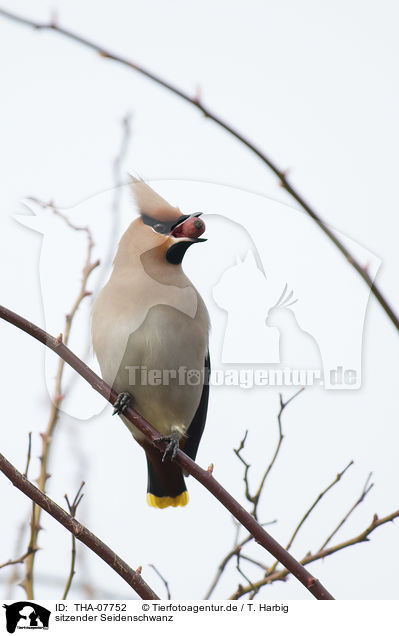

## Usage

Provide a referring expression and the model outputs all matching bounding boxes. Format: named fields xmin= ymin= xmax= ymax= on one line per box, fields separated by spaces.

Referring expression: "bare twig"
xmin=208 ymin=389 xmax=303 ymax=597
xmin=62 ymin=481 xmax=85 ymax=600
xmin=286 ymin=460 xmax=354 ymax=553
xmin=265 ymin=460 xmax=354 ymax=579
xmin=24 ymin=432 xmax=32 ymax=479
xmin=3 ymin=515 xmax=30 ymax=598
xmin=230 ymin=508 xmax=399 ymax=599
xmin=91 ymin=112 xmax=132 ymax=297
xmin=234 ymin=388 xmax=304 ymax=519
xmin=236 ymin=551 xmax=257 ymax=597
xmin=204 ymin=529 xmax=263 ymax=600
xmin=0 ymin=7 xmax=397 ymax=330
xmin=22 ymin=200 xmax=99 ymax=599
xmin=253 ymin=388 xmax=305 ymax=517
xmin=0 ymin=547 xmax=37 ymax=571
xmin=0 ymin=305 xmax=334 ymax=600
xmin=233 ymin=431 xmax=251 ymax=504
xmin=318 ymin=472 xmax=374 ymax=552
xmin=0 ymin=453 xmax=158 ymax=600
xmin=148 ymin=564 xmax=171 ymax=600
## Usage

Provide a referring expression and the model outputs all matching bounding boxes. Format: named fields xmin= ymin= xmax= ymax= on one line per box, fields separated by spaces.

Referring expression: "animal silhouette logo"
xmin=213 ymin=252 xmax=322 ymax=373
xmin=2 ymin=602 xmax=50 ymax=633
xmin=212 ymin=251 xmax=280 ymax=363
xmin=15 ymin=179 xmax=380 ymax=393
xmin=266 ymin=284 xmax=322 ymax=370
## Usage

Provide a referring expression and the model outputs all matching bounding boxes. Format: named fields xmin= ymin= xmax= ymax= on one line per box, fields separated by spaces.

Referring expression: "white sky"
xmin=0 ymin=0 xmax=398 ymax=601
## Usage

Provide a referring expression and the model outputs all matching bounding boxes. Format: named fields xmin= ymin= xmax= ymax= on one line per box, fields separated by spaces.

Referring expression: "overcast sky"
xmin=0 ymin=0 xmax=398 ymax=601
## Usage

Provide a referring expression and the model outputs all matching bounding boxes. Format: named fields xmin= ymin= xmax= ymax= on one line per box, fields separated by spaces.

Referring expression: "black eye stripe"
xmin=141 ymin=214 xmax=174 ymax=234
xmin=141 ymin=213 xmax=203 ymax=234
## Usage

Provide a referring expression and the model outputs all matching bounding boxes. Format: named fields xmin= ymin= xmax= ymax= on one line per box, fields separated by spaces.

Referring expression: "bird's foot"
xmin=155 ymin=431 xmax=180 ymax=462
xmin=112 ymin=391 xmax=132 ymax=416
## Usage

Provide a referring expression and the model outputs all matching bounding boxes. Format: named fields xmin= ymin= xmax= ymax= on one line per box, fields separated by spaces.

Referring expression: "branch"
xmin=208 ymin=389 xmax=304 ymax=597
xmin=92 ymin=111 xmax=132 ymax=294
xmin=234 ymin=388 xmax=304 ymax=519
xmin=286 ymin=460 xmax=354 ymax=552
xmin=0 ymin=547 xmax=37 ymax=571
xmin=0 ymin=452 xmax=158 ymax=600
xmin=0 ymin=7 xmax=397 ymax=330
xmin=148 ymin=564 xmax=171 ymax=600
xmin=204 ymin=521 xmax=276 ymax=599
xmin=230 ymin=509 xmax=399 ymax=599
xmin=0 ymin=304 xmax=334 ymax=600
xmin=21 ymin=199 xmax=99 ymax=599
xmin=265 ymin=460 xmax=353 ymax=579
xmin=318 ymin=472 xmax=374 ymax=552
xmin=62 ymin=481 xmax=85 ymax=600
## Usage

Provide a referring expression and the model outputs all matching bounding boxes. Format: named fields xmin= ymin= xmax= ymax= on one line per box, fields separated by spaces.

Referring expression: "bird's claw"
xmin=155 ymin=432 xmax=180 ymax=462
xmin=113 ymin=391 xmax=132 ymax=415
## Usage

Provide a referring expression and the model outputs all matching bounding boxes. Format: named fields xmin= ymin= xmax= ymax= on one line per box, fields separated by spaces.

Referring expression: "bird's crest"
xmin=129 ymin=176 xmax=182 ymax=222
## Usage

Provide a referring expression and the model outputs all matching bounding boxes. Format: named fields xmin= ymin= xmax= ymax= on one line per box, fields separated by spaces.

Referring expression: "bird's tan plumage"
xmin=92 ymin=179 xmax=210 ymax=507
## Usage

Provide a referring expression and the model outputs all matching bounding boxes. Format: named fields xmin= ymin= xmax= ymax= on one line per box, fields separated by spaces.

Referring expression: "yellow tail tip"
xmin=146 ymin=491 xmax=189 ymax=509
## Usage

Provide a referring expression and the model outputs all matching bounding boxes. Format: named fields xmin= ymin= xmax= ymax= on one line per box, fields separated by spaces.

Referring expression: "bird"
xmin=92 ymin=177 xmax=210 ymax=509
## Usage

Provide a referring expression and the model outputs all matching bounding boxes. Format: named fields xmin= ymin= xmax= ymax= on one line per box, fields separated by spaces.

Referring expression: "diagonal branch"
xmin=230 ymin=508 xmax=399 ymax=599
xmin=0 ymin=7 xmax=397 ymax=330
xmin=0 ymin=304 xmax=334 ymax=601
xmin=0 ymin=452 xmax=158 ymax=600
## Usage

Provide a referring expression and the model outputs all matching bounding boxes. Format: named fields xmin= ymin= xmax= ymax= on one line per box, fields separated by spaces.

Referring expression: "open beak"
xmin=166 ymin=213 xmax=207 ymax=264
xmin=170 ymin=213 xmax=207 ymax=242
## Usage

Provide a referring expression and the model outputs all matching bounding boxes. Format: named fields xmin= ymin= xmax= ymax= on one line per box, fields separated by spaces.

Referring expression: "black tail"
xmin=144 ymin=445 xmax=188 ymax=509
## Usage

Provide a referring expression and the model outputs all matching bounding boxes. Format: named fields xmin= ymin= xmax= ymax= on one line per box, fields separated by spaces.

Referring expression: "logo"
xmin=2 ymin=603 xmax=51 ymax=633
xmin=16 ymin=178 xmax=380 ymax=415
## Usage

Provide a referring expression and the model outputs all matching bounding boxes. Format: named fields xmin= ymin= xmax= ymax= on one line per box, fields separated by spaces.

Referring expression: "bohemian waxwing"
xmin=92 ymin=178 xmax=210 ymax=508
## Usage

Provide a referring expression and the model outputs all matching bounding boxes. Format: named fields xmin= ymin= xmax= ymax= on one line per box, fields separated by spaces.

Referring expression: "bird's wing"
xmin=181 ymin=351 xmax=210 ymax=465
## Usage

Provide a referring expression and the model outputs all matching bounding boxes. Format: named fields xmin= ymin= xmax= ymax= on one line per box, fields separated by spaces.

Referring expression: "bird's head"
xmin=114 ymin=178 xmax=206 ymax=269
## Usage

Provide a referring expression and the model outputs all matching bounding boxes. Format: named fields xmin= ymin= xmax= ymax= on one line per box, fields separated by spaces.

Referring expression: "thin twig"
xmin=88 ymin=112 xmax=133 ymax=303
xmin=230 ymin=508 xmax=399 ymax=599
xmin=318 ymin=472 xmax=374 ymax=552
xmin=286 ymin=460 xmax=354 ymax=552
xmin=233 ymin=431 xmax=252 ymax=504
xmin=24 ymin=432 xmax=32 ymax=478
xmin=234 ymin=388 xmax=304 ymax=519
xmin=236 ymin=551 xmax=257 ymax=597
xmin=62 ymin=482 xmax=85 ymax=600
xmin=148 ymin=564 xmax=171 ymax=600
xmin=0 ymin=7 xmax=397 ymax=330
xmin=0 ymin=304 xmax=334 ymax=600
xmin=0 ymin=453 xmax=158 ymax=600
xmin=252 ymin=388 xmax=305 ymax=517
xmin=238 ymin=554 xmax=269 ymax=570
xmin=3 ymin=515 xmax=31 ymax=598
xmin=22 ymin=199 xmax=99 ymax=599
xmin=207 ymin=390 xmax=303 ymax=597
xmin=0 ymin=547 xmax=37 ymax=571
xmin=265 ymin=460 xmax=354 ymax=579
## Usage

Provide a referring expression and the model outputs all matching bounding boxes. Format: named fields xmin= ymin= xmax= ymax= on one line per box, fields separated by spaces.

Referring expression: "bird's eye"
xmin=153 ymin=223 xmax=167 ymax=234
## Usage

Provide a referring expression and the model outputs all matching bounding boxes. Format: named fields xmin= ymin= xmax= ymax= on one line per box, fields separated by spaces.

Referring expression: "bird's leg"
xmin=112 ymin=391 xmax=132 ymax=416
xmin=155 ymin=431 xmax=180 ymax=463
